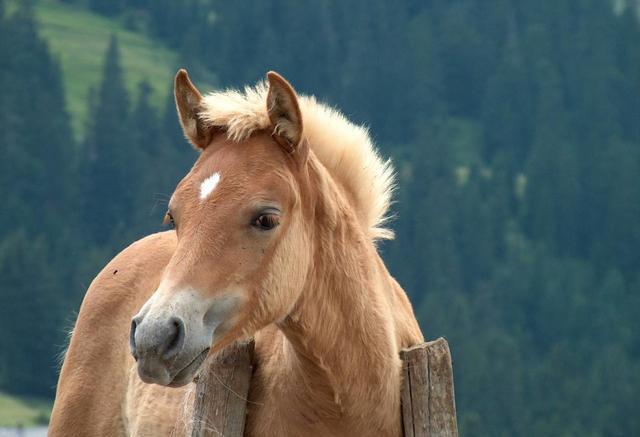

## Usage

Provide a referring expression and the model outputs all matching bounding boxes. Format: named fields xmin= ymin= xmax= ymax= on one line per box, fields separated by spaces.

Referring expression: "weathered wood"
xmin=190 ymin=339 xmax=255 ymax=437
xmin=400 ymin=338 xmax=459 ymax=437
xmin=191 ymin=337 xmax=457 ymax=437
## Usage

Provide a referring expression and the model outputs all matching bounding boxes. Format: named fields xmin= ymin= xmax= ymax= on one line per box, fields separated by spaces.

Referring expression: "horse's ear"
xmin=174 ymin=69 xmax=214 ymax=149
xmin=266 ymin=71 xmax=304 ymax=154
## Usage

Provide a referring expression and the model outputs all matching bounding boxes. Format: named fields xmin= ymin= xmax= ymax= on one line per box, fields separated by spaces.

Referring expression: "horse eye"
xmin=253 ymin=214 xmax=280 ymax=230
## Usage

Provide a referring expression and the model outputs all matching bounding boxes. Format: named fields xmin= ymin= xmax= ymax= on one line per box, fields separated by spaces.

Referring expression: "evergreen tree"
xmin=130 ymin=80 xmax=163 ymax=231
xmin=81 ymin=35 xmax=136 ymax=247
xmin=405 ymin=11 xmax=445 ymax=131
xmin=615 ymin=7 xmax=640 ymax=143
xmin=0 ymin=1 xmax=74 ymax=237
xmin=89 ymin=0 xmax=125 ymax=17
xmin=523 ymin=52 xmax=582 ymax=255
xmin=0 ymin=231 xmax=63 ymax=396
xmin=597 ymin=140 xmax=640 ymax=275
xmin=432 ymin=1 xmax=494 ymax=118
xmin=389 ymin=122 xmax=461 ymax=300
xmin=481 ymin=36 xmax=533 ymax=167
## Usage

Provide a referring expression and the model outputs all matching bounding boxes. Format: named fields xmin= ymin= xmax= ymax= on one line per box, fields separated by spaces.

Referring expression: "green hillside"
xmin=28 ymin=0 xmax=179 ymax=136
xmin=0 ymin=392 xmax=51 ymax=427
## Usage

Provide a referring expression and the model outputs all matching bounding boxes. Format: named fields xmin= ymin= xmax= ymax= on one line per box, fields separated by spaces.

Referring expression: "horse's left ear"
xmin=266 ymin=71 xmax=304 ymax=154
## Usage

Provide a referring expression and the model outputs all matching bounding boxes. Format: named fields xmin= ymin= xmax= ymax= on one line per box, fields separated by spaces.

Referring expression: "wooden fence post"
xmin=400 ymin=338 xmax=459 ymax=437
xmin=190 ymin=339 xmax=255 ymax=437
xmin=190 ymin=337 xmax=458 ymax=437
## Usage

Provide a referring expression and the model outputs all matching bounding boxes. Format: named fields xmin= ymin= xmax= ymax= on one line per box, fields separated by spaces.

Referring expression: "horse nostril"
xmin=161 ymin=317 xmax=185 ymax=360
xmin=129 ymin=319 xmax=139 ymax=361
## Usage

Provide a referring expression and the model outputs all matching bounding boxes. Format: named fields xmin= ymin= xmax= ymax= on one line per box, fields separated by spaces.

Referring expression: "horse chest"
xmin=245 ymin=342 xmax=399 ymax=437
xmin=243 ymin=341 xmax=343 ymax=436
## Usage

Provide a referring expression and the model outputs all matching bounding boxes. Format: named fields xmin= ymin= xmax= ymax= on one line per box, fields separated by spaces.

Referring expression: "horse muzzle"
xmin=129 ymin=288 xmax=240 ymax=386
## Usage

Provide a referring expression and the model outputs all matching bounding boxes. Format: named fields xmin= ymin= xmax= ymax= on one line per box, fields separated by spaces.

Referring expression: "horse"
xmin=49 ymin=70 xmax=423 ymax=436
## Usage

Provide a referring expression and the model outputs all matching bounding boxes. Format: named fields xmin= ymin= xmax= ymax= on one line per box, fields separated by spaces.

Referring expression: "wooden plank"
xmin=190 ymin=339 xmax=255 ymax=437
xmin=400 ymin=353 xmax=415 ymax=437
xmin=191 ymin=337 xmax=457 ymax=437
xmin=400 ymin=338 xmax=459 ymax=437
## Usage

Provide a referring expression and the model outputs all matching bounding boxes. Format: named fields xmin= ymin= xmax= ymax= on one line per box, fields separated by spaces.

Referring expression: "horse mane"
xmin=199 ymin=81 xmax=395 ymax=241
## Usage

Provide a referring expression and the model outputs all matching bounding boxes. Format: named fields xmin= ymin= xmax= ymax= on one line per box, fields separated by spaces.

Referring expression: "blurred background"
xmin=0 ymin=0 xmax=639 ymax=435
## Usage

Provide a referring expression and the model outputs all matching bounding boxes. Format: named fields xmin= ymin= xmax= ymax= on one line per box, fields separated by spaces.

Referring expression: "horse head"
xmin=129 ymin=70 xmax=313 ymax=387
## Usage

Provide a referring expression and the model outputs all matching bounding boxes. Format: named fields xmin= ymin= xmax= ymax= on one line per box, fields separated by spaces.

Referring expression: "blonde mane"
xmin=199 ymin=81 xmax=395 ymax=241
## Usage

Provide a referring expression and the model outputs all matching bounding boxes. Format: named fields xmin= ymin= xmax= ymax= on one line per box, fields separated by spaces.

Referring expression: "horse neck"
xmin=276 ymin=159 xmax=402 ymax=424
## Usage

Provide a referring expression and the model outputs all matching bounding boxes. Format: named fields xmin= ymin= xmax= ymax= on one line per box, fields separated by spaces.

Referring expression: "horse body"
xmin=50 ymin=71 xmax=423 ymax=436
xmin=50 ymin=231 xmax=186 ymax=436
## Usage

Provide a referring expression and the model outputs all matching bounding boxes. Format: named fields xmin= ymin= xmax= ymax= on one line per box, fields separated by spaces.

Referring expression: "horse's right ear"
xmin=174 ymin=69 xmax=214 ymax=149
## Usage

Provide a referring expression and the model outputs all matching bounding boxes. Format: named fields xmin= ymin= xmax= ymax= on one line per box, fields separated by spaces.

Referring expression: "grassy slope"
xmin=32 ymin=0 xmax=179 ymax=136
xmin=0 ymin=392 xmax=51 ymax=427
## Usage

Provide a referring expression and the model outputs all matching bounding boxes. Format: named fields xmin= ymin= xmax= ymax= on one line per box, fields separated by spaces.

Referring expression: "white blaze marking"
xmin=199 ymin=172 xmax=221 ymax=201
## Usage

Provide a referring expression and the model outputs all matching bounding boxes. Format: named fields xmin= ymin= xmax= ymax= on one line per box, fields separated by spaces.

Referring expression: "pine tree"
xmin=405 ymin=11 xmax=445 ymax=132
xmin=0 ymin=1 xmax=74 ymax=237
xmin=615 ymin=7 xmax=640 ymax=143
xmin=130 ymin=80 xmax=161 ymax=231
xmin=524 ymin=50 xmax=581 ymax=256
xmin=0 ymin=231 xmax=63 ymax=396
xmin=388 ymin=122 xmax=461 ymax=300
xmin=481 ymin=36 xmax=533 ymax=167
xmin=89 ymin=0 xmax=125 ymax=17
xmin=433 ymin=0 xmax=494 ymax=118
xmin=81 ymin=35 xmax=135 ymax=247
